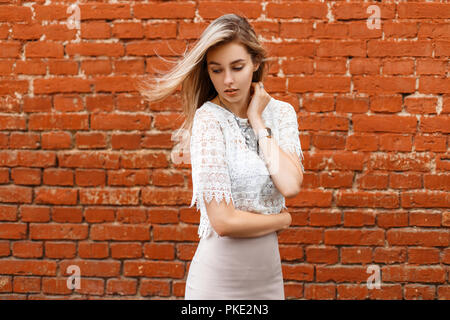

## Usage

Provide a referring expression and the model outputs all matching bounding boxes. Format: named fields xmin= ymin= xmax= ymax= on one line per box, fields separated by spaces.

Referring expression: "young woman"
xmin=137 ymin=14 xmax=304 ymax=300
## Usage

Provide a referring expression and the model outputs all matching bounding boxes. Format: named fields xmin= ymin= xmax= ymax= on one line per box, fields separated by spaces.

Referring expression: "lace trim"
xmin=280 ymin=143 xmax=305 ymax=173
xmin=190 ymin=190 xmax=235 ymax=239
xmin=277 ymin=101 xmax=305 ymax=174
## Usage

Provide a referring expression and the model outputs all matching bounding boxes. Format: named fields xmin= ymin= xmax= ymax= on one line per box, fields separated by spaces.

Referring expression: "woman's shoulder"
xmin=195 ymin=100 xmax=233 ymax=124
xmin=194 ymin=101 xmax=219 ymax=120
xmin=269 ymin=97 xmax=294 ymax=112
xmin=264 ymin=97 xmax=296 ymax=124
xmin=192 ymin=101 xmax=233 ymax=135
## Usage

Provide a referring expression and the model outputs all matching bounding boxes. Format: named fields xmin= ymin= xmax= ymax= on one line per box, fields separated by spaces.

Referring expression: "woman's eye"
xmin=212 ymin=67 xmax=243 ymax=73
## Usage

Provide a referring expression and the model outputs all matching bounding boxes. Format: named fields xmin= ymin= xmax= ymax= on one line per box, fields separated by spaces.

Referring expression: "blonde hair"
xmin=136 ymin=13 xmax=269 ymax=159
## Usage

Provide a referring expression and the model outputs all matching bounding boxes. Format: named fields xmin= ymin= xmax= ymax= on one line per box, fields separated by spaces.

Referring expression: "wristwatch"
xmin=257 ymin=127 xmax=272 ymax=140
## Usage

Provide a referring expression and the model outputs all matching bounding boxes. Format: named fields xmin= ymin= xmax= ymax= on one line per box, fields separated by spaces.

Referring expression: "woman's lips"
xmin=225 ymin=89 xmax=238 ymax=96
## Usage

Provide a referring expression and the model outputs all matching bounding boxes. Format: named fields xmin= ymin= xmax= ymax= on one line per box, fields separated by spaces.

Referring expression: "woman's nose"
xmin=224 ymin=69 xmax=234 ymax=84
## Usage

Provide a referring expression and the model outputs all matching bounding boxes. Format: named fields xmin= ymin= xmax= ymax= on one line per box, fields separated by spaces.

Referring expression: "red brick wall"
xmin=0 ymin=1 xmax=449 ymax=300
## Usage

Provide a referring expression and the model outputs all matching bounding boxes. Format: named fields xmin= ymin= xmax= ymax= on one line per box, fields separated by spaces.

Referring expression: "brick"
xmin=336 ymin=97 xmax=368 ymax=113
xmin=370 ymin=95 xmax=403 ymax=113
xmin=408 ymin=248 xmax=440 ymax=265
xmin=387 ymin=229 xmax=449 ymax=247
xmin=346 ymin=134 xmax=379 ymax=152
xmin=313 ymin=134 xmax=347 ymax=150
xmin=382 ymin=266 xmax=446 ymax=283
xmin=369 ymin=153 xmax=433 ymax=171
xmin=111 ymin=243 xmax=142 ymax=259
xmin=374 ymin=247 xmax=407 ymax=264
xmin=343 ymin=211 xmax=376 ymax=227
xmin=337 ymin=284 xmax=368 ymax=300
xmin=281 ymin=22 xmax=314 ymax=39
xmin=75 ymin=278 xmax=104 ymax=296
xmin=123 ymin=261 xmax=184 ymax=278
xmin=286 ymin=190 xmax=333 ymax=207
xmin=377 ymin=211 xmax=408 ymax=228
xmin=379 ymin=134 xmax=413 ymax=152
xmin=415 ymin=135 xmax=447 ymax=152
xmin=282 ymin=264 xmax=314 ymax=281
xmin=383 ymin=59 xmax=414 ymax=75
xmin=397 ymin=3 xmax=450 ymax=19
xmin=336 ymin=191 xmax=398 ymax=208
xmin=304 ymin=284 xmax=336 ymax=300
xmin=354 ymin=76 xmax=415 ymax=94
xmin=368 ymin=40 xmax=432 ymax=57
xmin=60 ymin=260 xmax=120 ymax=277
xmin=0 ymin=223 xmax=27 ymax=239
xmin=420 ymin=116 xmax=450 ymax=133
xmin=267 ymin=2 xmax=327 ymax=19
xmin=13 ymin=276 xmax=41 ymax=293
xmin=368 ymin=284 xmax=403 ymax=300
xmin=353 ymin=114 xmax=417 ymax=133
xmin=410 ymin=212 xmax=442 ymax=227
xmin=80 ymin=3 xmax=132 ymax=20
xmin=357 ymin=172 xmax=388 ymax=190
xmin=319 ymin=172 xmax=354 ymax=188
xmin=44 ymin=242 xmax=76 ymax=259
xmin=30 ymin=224 xmax=88 ymax=240
xmin=420 ymin=77 xmax=450 ymax=94
xmin=325 ymin=229 xmax=384 ymax=246
xmin=309 ymin=211 xmax=341 ymax=226
xmin=288 ymin=76 xmax=351 ymax=93
xmin=12 ymin=241 xmax=43 ymax=258
xmin=134 ymin=3 xmax=195 ymax=19
xmin=341 ymin=247 xmax=372 ymax=264
xmin=423 ymin=174 xmax=450 ymax=191
xmin=91 ymin=224 xmax=149 ymax=241
xmin=389 ymin=172 xmax=423 ymax=189
xmin=0 ymin=260 xmax=56 ymax=276
xmin=277 ymin=227 xmax=323 ymax=245
xmin=316 ymin=266 xmax=370 ymax=283
xmin=107 ymin=279 xmax=137 ymax=296
xmin=143 ymin=243 xmax=175 ymax=260
xmin=401 ymin=191 xmax=450 ymax=208
xmin=404 ymin=285 xmax=436 ymax=300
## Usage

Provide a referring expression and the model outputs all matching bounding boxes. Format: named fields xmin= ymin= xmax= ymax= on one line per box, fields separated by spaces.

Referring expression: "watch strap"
xmin=257 ymin=127 xmax=272 ymax=140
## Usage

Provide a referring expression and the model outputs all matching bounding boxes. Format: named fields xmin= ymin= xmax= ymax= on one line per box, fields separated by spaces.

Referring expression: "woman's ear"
xmin=253 ymin=62 xmax=260 ymax=72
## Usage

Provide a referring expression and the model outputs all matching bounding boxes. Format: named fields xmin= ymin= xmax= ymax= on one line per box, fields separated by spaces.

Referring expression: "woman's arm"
xmin=250 ymin=116 xmax=303 ymax=198
xmin=205 ymin=197 xmax=291 ymax=238
xmin=224 ymin=208 xmax=292 ymax=238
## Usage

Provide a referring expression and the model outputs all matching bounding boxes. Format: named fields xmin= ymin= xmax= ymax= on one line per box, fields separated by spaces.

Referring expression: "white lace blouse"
xmin=189 ymin=97 xmax=305 ymax=239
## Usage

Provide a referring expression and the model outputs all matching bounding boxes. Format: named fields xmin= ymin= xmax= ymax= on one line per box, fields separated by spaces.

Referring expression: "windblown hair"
xmin=136 ymin=13 xmax=269 ymax=157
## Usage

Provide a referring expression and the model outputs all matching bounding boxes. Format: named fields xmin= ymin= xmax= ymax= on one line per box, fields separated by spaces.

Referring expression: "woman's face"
xmin=206 ymin=41 xmax=260 ymax=103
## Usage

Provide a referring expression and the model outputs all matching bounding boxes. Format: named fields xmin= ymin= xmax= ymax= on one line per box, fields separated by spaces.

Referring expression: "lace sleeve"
xmin=189 ymin=109 xmax=234 ymax=238
xmin=278 ymin=103 xmax=305 ymax=173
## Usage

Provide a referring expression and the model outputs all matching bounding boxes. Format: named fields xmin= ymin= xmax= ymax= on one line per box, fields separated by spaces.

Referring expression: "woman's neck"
xmin=215 ymin=93 xmax=251 ymax=119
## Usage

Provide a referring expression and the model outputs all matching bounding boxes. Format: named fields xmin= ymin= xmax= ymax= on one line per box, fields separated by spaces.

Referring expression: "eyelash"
xmin=212 ymin=67 xmax=243 ymax=73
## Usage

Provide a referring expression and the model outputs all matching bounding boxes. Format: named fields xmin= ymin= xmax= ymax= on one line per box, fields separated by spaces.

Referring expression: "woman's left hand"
xmin=247 ymin=81 xmax=271 ymax=120
xmin=276 ymin=208 xmax=290 ymax=235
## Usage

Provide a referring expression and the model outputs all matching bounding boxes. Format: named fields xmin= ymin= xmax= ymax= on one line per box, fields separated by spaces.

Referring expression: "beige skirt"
xmin=184 ymin=231 xmax=285 ymax=300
